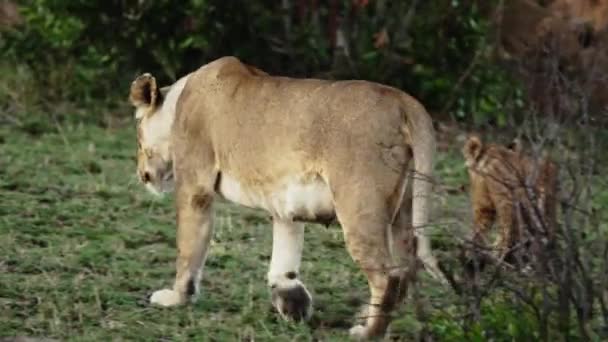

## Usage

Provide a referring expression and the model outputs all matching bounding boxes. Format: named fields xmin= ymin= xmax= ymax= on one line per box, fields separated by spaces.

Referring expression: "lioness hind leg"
xmin=391 ymin=191 xmax=418 ymax=304
xmin=335 ymin=201 xmax=402 ymax=340
xmin=344 ymin=222 xmax=402 ymax=340
xmin=267 ymin=219 xmax=312 ymax=321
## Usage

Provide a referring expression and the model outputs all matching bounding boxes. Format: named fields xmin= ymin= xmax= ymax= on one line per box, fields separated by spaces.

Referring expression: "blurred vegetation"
xmin=1 ymin=1 xmax=606 ymax=341
xmin=1 ymin=0 xmax=519 ymax=125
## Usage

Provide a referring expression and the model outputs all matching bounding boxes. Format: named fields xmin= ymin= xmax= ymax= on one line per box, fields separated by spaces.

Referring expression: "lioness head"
xmin=129 ymin=73 xmax=178 ymax=195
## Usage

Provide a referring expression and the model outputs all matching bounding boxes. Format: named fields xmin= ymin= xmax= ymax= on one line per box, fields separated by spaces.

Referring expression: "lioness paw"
xmin=150 ymin=289 xmax=185 ymax=307
xmin=271 ymin=280 xmax=312 ymax=322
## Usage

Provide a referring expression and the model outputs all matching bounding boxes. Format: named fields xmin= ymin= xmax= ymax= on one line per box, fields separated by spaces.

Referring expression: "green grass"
xmin=0 ymin=117 xmax=471 ymax=341
xmin=1 ymin=114 xmax=605 ymax=341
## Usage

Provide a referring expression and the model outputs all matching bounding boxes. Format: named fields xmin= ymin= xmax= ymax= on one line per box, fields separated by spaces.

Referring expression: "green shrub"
xmin=430 ymin=300 xmax=541 ymax=341
xmin=2 ymin=0 xmax=518 ymax=124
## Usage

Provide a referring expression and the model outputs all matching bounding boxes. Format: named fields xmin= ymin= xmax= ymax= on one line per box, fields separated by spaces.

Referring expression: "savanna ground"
xmin=0 ymin=101 xmax=487 ymax=341
xmin=2 ymin=91 xmax=608 ymax=342
xmin=3 ymin=1 xmax=608 ymax=340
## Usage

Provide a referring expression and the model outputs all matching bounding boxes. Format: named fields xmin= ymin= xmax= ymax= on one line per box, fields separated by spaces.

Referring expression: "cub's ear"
xmin=506 ymin=138 xmax=523 ymax=153
xmin=129 ymin=73 xmax=160 ymax=112
xmin=463 ymin=135 xmax=483 ymax=163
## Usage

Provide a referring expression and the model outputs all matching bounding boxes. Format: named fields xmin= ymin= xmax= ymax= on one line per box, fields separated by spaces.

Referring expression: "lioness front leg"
xmin=267 ymin=218 xmax=312 ymax=321
xmin=150 ymin=190 xmax=214 ymax=307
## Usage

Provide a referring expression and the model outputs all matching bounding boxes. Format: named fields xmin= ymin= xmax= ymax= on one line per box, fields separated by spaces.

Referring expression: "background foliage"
xmin=2 ymin=0 xmax=515 ymax=124
xmin=1 ymin=1 xmax=607 ymax=341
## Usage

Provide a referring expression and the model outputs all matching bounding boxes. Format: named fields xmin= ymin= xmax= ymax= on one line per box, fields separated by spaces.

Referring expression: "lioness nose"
xmin=142 ymin=171 xmax=152 ymax=183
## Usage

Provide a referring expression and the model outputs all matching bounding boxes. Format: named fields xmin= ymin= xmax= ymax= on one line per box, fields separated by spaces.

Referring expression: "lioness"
xmin=462 ymin=135 xmax=558 ymax=261
xmin=129 ymin=56 xmax=446 ymax=339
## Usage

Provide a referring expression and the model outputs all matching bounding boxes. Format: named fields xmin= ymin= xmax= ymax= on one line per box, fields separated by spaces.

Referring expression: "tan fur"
xmin=462 ymin=135 xmax=558 ymax=260
xmin=129 ymin=56 xmax=446 ymax=339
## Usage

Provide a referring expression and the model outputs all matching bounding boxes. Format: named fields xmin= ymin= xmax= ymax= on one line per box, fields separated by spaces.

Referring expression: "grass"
xmin=0 ymin=114 xmax=473 ymax=341
xmin=1 ymin=108 xmax=606 ymax=341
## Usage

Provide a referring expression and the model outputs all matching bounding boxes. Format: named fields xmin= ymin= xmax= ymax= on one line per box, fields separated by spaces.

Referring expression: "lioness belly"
xmin=217 ymin=173 xmax=336 ymax=223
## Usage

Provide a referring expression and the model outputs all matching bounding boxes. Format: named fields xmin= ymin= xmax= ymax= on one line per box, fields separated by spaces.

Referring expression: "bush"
xmin=1 ymin=0 xmax=517 ymax=124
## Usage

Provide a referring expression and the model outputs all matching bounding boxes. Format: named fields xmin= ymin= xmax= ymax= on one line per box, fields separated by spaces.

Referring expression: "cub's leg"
xmin=469 ymin=177 xmax=495 ymax=247
xmin=336 ymin=196 xmax=402 ymax=340
xmin=472 ymin=202 xmax=496 ymax=247
xmin=462 ymin=201 xmax=496 ymax=275
xmin=493 ymin=201 xmax=517 ymax=260
xmin=150 ymin=189 xmax=214 ymax=307
xmin=267 ymin=219 xmax=312 ymax=321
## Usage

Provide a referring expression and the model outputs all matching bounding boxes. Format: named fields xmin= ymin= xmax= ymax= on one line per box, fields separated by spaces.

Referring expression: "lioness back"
xmin=175 ymin=57 xmax=422 ymax=193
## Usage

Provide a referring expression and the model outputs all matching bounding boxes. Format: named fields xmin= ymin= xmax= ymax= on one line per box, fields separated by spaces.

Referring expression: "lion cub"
xmin=462 ymin=135 xmax=558 ymax=262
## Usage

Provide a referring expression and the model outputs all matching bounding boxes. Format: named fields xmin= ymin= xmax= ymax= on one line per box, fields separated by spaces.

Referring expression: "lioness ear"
xmin=160 ymin=85 xmax=171 ymax=98
xmin=129 ymin=73 xmax=160 ymax=113
xmin=463 ymin=135 xmax=483 ymax=163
